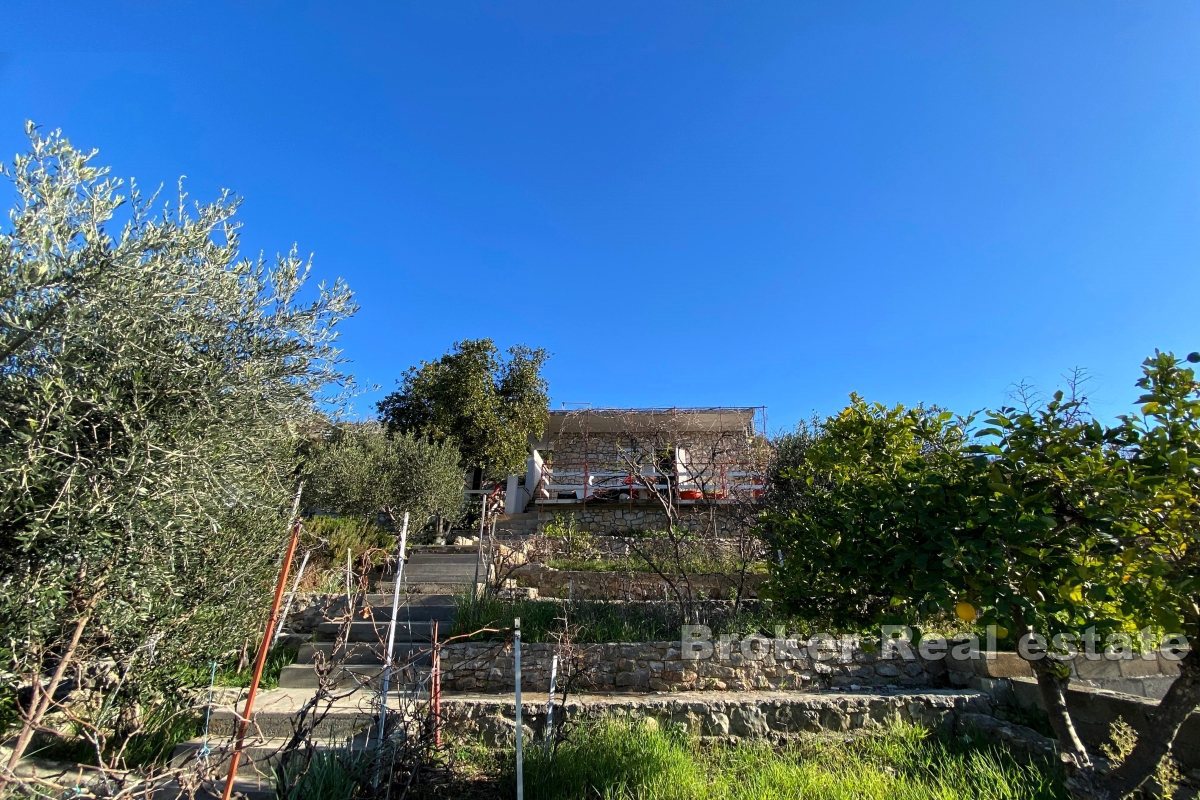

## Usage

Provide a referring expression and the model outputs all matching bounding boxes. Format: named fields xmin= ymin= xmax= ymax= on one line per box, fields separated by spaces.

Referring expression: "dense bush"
xmin=377 ymin=338 xmax=549 ymax=481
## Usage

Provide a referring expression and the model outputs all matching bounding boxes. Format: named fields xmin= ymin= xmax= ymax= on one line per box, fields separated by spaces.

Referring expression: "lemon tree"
xmin=762 ymin=352 xmax=1200 ymax=799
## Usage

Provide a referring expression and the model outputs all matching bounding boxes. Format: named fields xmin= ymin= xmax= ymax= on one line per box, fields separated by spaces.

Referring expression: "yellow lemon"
xmin=954 ymin=601 xmax=977 ymax=623
xmin=994 ymin=626 xmax=1009 ymax=639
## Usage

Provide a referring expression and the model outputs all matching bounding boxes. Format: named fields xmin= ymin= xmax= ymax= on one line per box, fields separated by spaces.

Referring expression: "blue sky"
xmin=3 ymin=3 xmax=1198 ymax=432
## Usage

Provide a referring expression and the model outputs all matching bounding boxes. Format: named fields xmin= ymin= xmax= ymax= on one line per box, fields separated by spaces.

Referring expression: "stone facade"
xmin=545 ymin=428 xmax=755 ymax=487
xmin=439 ymin=639 xmax=942 ymax=694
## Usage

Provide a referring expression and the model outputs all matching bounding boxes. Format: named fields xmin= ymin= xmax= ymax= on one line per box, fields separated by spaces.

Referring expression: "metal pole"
xmin=221 ymin=486 xmax=304 ymax=800
xmin=545 ymin=654 xmax=558 ymax=744
xmin=514 ymin=617 xmax=524 ymax=800
xmin=376 ymin=512 xmax=410 ymax=747
xmin=432 ymin=619 xmax=441 ymax=749
xmin=473 ymin=494 xmax=486 ymax=598
xmin=273 ymin=549 xmax=310 ymax=642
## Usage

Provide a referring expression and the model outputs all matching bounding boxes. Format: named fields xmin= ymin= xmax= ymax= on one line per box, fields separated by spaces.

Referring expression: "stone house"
xmin=504 ymin=407 xmax=767 ymax=535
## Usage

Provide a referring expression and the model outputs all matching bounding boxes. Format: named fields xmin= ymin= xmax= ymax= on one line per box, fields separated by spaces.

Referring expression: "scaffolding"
xmin=528 ymin=405 xmax=768 ymax=507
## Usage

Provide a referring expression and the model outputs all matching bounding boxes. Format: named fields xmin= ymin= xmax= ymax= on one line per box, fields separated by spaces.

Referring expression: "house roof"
xmin=544 ymin=407 xmax=760 ymax=435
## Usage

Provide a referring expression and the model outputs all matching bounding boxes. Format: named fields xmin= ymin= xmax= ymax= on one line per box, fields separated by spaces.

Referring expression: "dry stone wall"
xmin=440 ymin=639 xmax=942 ymax=693
xmin=946 ymin=647 xmax=1185 ymax=700
xmin=513 ymin=563 xmax=765 ymax=601
xmin=442 ymin=690 xmax=993 ymax=746
xmin=538 ymin=503 xmax=750 ymax=536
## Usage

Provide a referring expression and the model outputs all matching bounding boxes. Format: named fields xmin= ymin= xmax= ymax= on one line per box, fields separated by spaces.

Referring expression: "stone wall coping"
xmin=946 ymin=647 xmax=1188 ymax=681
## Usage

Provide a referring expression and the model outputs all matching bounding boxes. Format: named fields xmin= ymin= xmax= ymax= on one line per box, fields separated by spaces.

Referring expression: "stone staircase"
xmin=173 ymin=546 xmax=487 ymax=794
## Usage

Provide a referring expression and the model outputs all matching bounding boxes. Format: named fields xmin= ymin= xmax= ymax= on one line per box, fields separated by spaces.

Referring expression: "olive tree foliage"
xmin=760 ymin=354 xmax=1200 ymax=800
xmin=0 ymin=124 xmax=353 ymax=770
xmin=376 ymin=339 xmax=549 ymax=480
xmin=305 ymin=423 xmax=465 ymax=531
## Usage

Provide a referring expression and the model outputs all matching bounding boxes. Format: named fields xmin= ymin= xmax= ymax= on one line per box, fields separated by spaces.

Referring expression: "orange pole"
xmin=221 ymin=492 xmax=304 ymax=800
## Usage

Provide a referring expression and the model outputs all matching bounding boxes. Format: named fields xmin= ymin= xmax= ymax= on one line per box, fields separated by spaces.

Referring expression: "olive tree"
xmin=0 ymin=124 xmax=354 ymax=774
xmin=306 ymin=422 xmax=465 ymax=532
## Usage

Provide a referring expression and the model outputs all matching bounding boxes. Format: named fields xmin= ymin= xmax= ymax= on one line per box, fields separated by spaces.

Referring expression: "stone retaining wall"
xmin=946 ymin=647 xmax=1198 ymax=772
xmin=512 ymin=563 xmax=764 ymax=601
xmin=440 ymin=639 xmax=942 ymax=693
xmin=534 ymin=503 xmax=750 ymax=537
xmin=947 ymin=647 xmax=1184 ymax=700
xmin=442 ymin=690 xmax=993 ymax=746
xmin=495 ymin=531 xmax=754 ymax=564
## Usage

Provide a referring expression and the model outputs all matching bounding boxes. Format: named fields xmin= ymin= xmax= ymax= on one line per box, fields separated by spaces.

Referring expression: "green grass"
xmin=496 ymin=720 xmax=1066 ymax=800
xmin=545 ymin=556 xmax=770 ymax=576
xmin=175 ymin=643 xmax=300 ymax=690
xmin=274 ymin=747 xmax=372 ymax=800
xmin=28 ymin=704 xmax=201 ymax=769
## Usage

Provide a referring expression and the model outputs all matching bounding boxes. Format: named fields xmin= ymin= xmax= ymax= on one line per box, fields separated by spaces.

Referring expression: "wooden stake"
xmin=221 ymin=486 xmax=304 ymax=800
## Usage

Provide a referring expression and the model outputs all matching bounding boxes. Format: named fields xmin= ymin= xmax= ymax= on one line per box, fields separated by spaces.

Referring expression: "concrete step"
xmin=395 ymin=570 xmax=478 ymax=583
xmin=333 ymin=603 xmax=456 ymax=624
xmin=171 ymin=732 xmax=373 ymax=778
xmin=203 ymin=688 xmax=430 ymax=739
xmin=314 ymin=620 xmax=440 ymax=643
xmin=278 ymin=662 xmax=430 ymax=690
xmin=377 ymin=581 xmax=475 ymax=595
xmin=407 ymin=552 xmax=483 ymax=565
xmin=334 ymin=592 xmax=458 ymax=608
xmin=400 ymin=562 xmax=483 ymax=577
xmin=297 ymin=641 xmax=433 ymax=665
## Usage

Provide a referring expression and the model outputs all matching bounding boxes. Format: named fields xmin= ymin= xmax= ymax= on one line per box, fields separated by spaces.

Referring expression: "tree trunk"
xmin=1027 ymin=646 xmax=1200 ymax=800
xmin=1030 ymin=660 xmax=1092 ymax=764
xmin=1098 ymin=647 xmax=1200 ymax=798
xmin=4 ymin=605 xmax=94 ymax=775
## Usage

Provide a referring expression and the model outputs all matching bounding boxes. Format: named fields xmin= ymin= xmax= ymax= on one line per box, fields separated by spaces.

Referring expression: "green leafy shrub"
xmin=305 ymin=423 xmax=465 ymax=533
xmin=542 ymin=514 xmax=595 ymax=561
xmin=275 ymin=747 xmax=371 ymax=800
xmin=304 ymin=515 xmax=395 ymax=566
xmin=174 ymin=643 xmax=299 ymax=690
